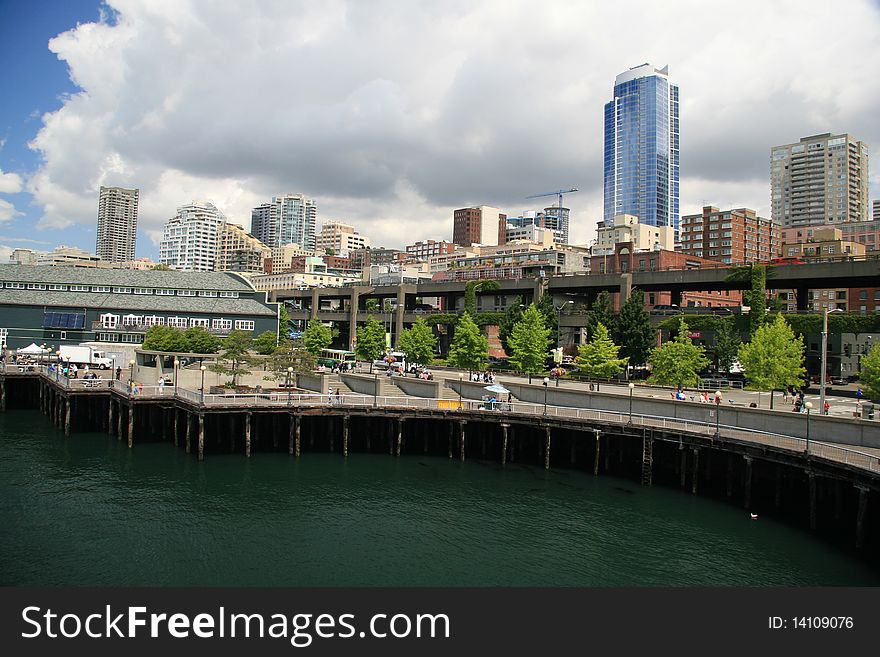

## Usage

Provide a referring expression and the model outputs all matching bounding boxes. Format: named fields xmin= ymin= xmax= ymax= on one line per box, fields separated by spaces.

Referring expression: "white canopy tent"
xmin=16 ymin=343 xmax=48 ymax=355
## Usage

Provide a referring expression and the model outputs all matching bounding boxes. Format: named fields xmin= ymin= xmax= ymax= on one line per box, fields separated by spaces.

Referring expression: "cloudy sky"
xmin=1 ymin=0 xmax=879 ymax=262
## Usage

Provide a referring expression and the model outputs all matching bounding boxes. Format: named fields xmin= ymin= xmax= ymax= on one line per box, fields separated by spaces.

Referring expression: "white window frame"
xmin=112 ymin=287 xmax=132 ymax=294
xmin=234 ymin=320 xmax=255 ymax=331
xmin=92 ymin=286 xmax=110 ymax=292
xmin=121 ymin=314 xmax=143 ymax=327
xmin=133 ymin=288 xmax=153 ymax=295
xmin=155 ymin=289 xmax=175 ymax=296
xmin=177 ymin=290 xmax=196 ymax=297
xmin=198 ymin=291 xmax=218 ymax=298
xmin=100 ymin=313 xmax=119 ymax=329
xmin=167 ymin=316 xmax=188 ymax=328
xmin=189 ymin=318 xmax=209 ymax=328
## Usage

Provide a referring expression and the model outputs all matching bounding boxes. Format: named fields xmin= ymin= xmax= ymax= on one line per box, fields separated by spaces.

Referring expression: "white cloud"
xmin=23 ymin=0 xmax=880 ymax=251
xmin=0 ymin=199 xmax=24 ymax=222
xmin=0 ymin=169 xmax=23 ymax=194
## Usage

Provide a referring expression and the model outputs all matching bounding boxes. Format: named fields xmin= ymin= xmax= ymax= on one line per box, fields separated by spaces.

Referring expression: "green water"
xmin=0 ymin=410 xmax=877 ymax=586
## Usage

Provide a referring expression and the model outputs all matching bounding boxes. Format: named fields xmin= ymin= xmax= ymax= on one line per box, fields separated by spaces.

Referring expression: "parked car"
xmin=650 ymin=304 xmax=681 ymax=315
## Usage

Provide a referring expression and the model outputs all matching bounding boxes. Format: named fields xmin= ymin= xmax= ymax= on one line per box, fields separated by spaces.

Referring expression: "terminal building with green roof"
xmin=0 ymin=264 xmax=279 ymax=351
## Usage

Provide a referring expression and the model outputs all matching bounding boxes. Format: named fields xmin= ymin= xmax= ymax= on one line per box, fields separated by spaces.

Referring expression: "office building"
xmin=314 ymin=221 xmax=370 ymax=256
xmin=604 ymin=64 xmax=680 ymax=235
xmin=780 ymin=220 xmax=880 ymax=253
xmin=159 ymin=201 xmax=227 ymax=272
xmin=251 ymin=194 xmax=317 ymax=251
xmin=594 ymin=214 xmax=675 ymax=255
xmin=452 ymin=206 xmax=506 ymax=247
xmin=771 ymin=133 xmax=869 ymax=227
xmin=216 ymin=223 xmax=271 ymax=274
xmin=678 ymin=206 xmax=778 ymax=264
xmin=96 ymin=186 xmax=139 ymax=262
xmin=404 ymin=240 xmax=458 ymax=261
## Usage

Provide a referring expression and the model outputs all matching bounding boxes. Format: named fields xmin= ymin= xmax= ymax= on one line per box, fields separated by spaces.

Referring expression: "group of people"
xmin=470 ymin=371 xmax=496 ymax=384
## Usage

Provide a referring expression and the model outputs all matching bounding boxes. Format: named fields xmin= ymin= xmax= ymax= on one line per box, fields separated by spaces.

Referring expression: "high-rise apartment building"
xmin=96 ymin=186 xmax=139 ymax=262
xmin=505 ymin=209 xmax=569 ymax=245
xmin=159 ymin=201 xmax=227 ymax=272
xmin=216 ymin=223 xmax=271 ymax=274
xmin=314 ymin=221 xmax=370 ymax=256
xmin=678 ymin=206 xmax=779 ymax=265
xmin=251 ymin=194 xmax=317 ymax=251
xmin=771 ymin=133 xmax=869 ymax=228
xmin=873 ymin=199 xmax=879 ymax=221
xmin=452 ymin=206 xmax=506 ymax=247
xmin=604 ymin=64 xmax=680 ymax=236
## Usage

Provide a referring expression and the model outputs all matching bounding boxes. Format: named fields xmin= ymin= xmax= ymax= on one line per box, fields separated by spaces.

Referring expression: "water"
xmin=1 ymin=409 xmax=877 ymax=586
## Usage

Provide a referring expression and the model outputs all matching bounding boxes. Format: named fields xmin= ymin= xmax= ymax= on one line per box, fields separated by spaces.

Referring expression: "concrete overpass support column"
xmin=310 ymin=288 xmax=321 ymax=320
xmin=796 ymin=286 xmax=810 ymax=312
xmin=855 ymin=485 xmax=869 ymax=549
xmin=533 ymin=278 xmax=547 ymax=305
xmin=619 ymin=274 xmax=633 ymax=307
xmin=394 ymin=289 xmax=406 ymax=348
xmin=743 ymin=456 xmax=753 ymax=509
xmin=348 ymin=288 xmax=360 ymax=351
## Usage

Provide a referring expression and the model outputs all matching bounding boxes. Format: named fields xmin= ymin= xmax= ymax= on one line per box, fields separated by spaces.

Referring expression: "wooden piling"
xmin=808 ymin=473 xmax=817 ymax=531
xmin=295 ymin=415 xmax=301 ymax=457
xmin=127 ymin=404 xmax=134 ymax=448
xmin=396 ymin=419 xmax=403 ymax=457
xmin=108 ymin=399 xmax=114 ymax=436
xmin=64 ymin=399 xmax=71 ymax=437
xmin=743 ymin=456 xmax=753 ymax=509
xmin=245 ymin=412 xmax=252 ymax=458
xmin=855 ymin=485 xmax=869 ymax=549
xmin=544 ymin=426 xmax=551 ymax=471
xmin=691 ymin=448 xmax=699 ymax=495
xmin=459 ymin=421 xmax=466 ymax=462
xmin=593 ymin=432 xmax=600 ymax=476
xmin=198 ymin=413 xmax=205 ymax=461
xmin=501 ymin=423 xmax=509 ymax=466
xmin=288 ymin=414 xmax=295 ymax=455
xmin=185 ymin=412 xmax=192 ymax=453
xmin=343 ymin=415 xmax=350 ymax=457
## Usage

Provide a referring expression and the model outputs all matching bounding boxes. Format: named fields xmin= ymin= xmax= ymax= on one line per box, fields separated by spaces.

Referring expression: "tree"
xmin=859 ymin=343 xmax=880 ymax=401
xmin=585 ymin=290 xmax=614 ymax=342
xmin=575 ymin=322 xmax=628 ymax=380
xmin=648 ymin=318 xmax=709 ymax=388
xmin=209 ymin=330 xmax=257 ymax=386
xmin=150 ymin=263 xmax=171 ymax=271
xmin=142 ymin=325 xmax=188 ymax=352
xmin=448 ymin=312 xmax=489 ymax=373
xmin=302 ymin=319 xmax=333 ymax=355
xmin=356 ymin=316 xmax=387 ymax=371
xmin=253 ymin=330 xmax=279 ymax=355
xmin=397 ymin=318 xmax=438 ymax=368
xmin=712 ymin=320 xmax=742 ymax=374
xmin=507 ymin=304 xmax=552 ymax=380
xmin=183 ymin=327 xmax=220 ymax=354
xmin=497 ymin=296 xmax=524 ymax=356
xmin=263 ymin=339 xmax=316 ymax=383
xmin=536 ymin=293 xmax=560 ymax=349
xmin=279 ymin=304 xmax=292 ymax=339
xmin=737 ymin=314 xmax=805 ymax=392
xmin=615 ymin=289 xmax=654 ymax=366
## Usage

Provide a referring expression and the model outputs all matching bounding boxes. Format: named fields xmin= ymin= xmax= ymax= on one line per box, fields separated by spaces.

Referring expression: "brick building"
xmin=678 ymin=206 xmax=779 ymax=264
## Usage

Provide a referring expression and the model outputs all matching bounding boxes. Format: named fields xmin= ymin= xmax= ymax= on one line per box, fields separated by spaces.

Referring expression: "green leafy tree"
xmin=183 ymin=327 xmax=221 ymax=354
xmin=142 ymin=325 xmax=188 ymax=352
xmin=209 ymin=330 xmax=257 ymax=386
xmin=302 ymin=319 xmax=333 ymax=355
xmin=150 ymin=263 xmax=171 ymax=271
xmin=263 ymin=339 xmax=317 ymax=383
xmin=253 ymin=330 xmax=279 ymax=355
xmin=397 ymin=318 xmax=438 ymax=368
xmin=279 ymin=304 xmax=292 ymax=339
xmin=448 ymin=312 xmax=489 ymax=373
xmin=712 ymin=320 xmax=742 ymax=374
xmin=356 ymin=316 xmax=387 ymax=371
xmin=535 ymin=293 xmax=560 ymax=348
xmin=648 ymin=318 xmax=709 ymax=388
xmin=507 ymin=304 xmax=552 ymax=380
xmin=575 ymin=322 xmax=628 ymax=380
xmin=497 ymin=296 xmax=524 ymax=356
xmin=859 ymin=343 xmax=880 ymax=401
xmin=615 ymin=289 xmax=654 ymax=366
xmin=365 ymin=298 xmax=380 ymax=313
xmin=585 ymin=290 xmax=615 ymax=342
xmin=737 ymin=314 xmax=806 ymax=392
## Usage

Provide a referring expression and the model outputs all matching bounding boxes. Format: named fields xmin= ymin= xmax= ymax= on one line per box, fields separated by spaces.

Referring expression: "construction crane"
xmin=525 ymin=187 xmax=579 ymax=209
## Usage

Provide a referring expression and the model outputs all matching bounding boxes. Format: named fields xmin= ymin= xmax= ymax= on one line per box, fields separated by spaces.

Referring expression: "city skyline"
xmin=1 ymin=0 xmax=879 ymax=262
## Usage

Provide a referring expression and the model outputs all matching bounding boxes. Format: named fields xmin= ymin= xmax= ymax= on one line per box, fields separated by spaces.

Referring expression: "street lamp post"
xmin=174 ymin=358 xmax=180 ymax=396
xmin=819 ymin=308 xmax=844 ymax=415
xmin=200 ymin=365 xmax=207 ymax=405
xmin=714 ymin=390 xmax=723 ymax=438
xmin=286 ymin=366 xmax=293 ymax=406
xmin=628 ymin=382 xmax=635 ymax=424
xmin=804 ymin=401 xmax=813 ymax=454
xmin=55 ymin=351 xmax=61 ymax=381
xmin=128 ymin=359 xmax=135 ymax=386
xmin=542 ymin=377 xmax=549 ymax=416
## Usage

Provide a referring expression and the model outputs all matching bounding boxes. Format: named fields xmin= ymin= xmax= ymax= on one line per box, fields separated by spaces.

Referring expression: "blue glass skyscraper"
xmin=603 ymin=64 xmax=679 ymax=236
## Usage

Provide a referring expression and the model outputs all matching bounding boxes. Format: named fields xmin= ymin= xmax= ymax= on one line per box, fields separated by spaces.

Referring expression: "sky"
xmin=1 ymin=0 xmax=879 ymax=263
